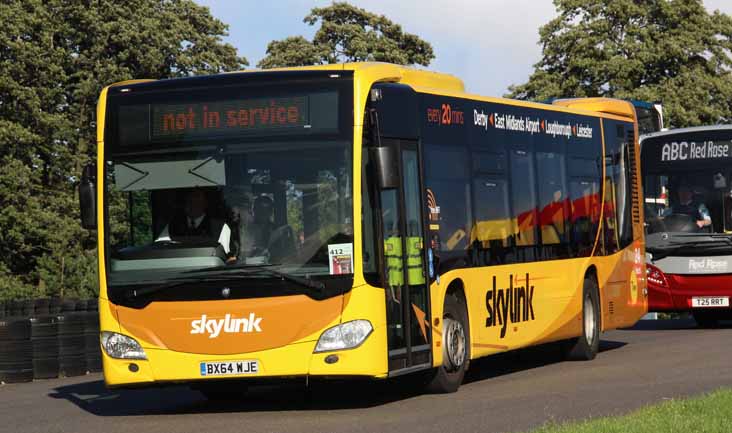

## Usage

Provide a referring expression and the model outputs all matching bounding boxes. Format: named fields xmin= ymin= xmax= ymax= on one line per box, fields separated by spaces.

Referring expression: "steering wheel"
xmin=661 ymin=213 xmax=701 ymax=233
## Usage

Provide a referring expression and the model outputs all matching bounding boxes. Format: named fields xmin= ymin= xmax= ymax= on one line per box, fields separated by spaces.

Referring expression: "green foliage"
xmin=0 ymin=0 xmax=246 ymax=300
xmin=258 ymin=2 xmax=434 ymax=68
xmin=508 ymin=0 xmax=732 ymax=128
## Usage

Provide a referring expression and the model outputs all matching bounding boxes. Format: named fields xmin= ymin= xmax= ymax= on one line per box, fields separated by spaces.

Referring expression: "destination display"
xmin=151 ymin=96 xmax=309 ymax=138
xmin=113 ymin=90 xmax=340 ymax=147
xmin=658 ymin=140 xmax=730 ymax=162
xmin=642 ymin=135 xmax=732 ymax=172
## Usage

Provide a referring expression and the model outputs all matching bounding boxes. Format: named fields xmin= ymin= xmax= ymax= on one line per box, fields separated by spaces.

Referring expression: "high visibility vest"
xmin=406 ymin=236 xmax=425 ymax=285
xmin=384 ymin=236 xmax=403 ymax=286
xmin=384 ymin=236 xmax=425 ymax=286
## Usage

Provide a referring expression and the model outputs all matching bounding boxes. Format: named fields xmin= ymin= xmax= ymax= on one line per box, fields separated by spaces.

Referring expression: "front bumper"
xmin=102 ymin=325 xmax=388 ymax=388
xmin=648 ymin=273 xmax=732 ymax=312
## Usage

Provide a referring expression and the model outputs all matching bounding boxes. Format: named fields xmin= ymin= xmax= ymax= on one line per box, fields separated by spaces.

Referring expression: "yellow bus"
xmin=79 ymin=63 xmax=647 ymax=395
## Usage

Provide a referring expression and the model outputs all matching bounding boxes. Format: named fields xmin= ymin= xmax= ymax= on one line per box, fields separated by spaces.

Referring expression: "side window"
xmin=603 ymin=170 xmax=620 ymax=255
xmin=424 ymin=145 xmax=471 ymax=253
xmin=471 ymin=178 xmax=511 ymax=265
xmin=568 ymin=154 xmax=601 ymax=257
xmin=603 ymin=121 xmax=634 ymax=253
xmin=569 ymin=179 xmax=600 ymax=257
xmin=618 ymin=125 xmax=635 ymax=248
xmin=509 ymin=149 xmax=538 ymax=262
xmin=536 ymin=152 xmax=569 ymax=258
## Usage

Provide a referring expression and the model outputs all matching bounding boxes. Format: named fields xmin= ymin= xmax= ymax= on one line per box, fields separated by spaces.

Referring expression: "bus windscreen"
xmin=642 ymin=133 xmax=732 ymax=236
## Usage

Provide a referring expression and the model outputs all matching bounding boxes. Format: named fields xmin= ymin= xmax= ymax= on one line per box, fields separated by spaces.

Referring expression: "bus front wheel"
xmin=426 ymin=293 xmax=469 ymax=393
xmin=563 ymin=276 xmax=600 ymax=361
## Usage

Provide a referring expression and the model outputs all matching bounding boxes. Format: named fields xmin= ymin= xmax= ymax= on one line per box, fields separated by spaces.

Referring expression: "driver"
xmin=157 ymin=188 xmax=235 ymax=259
xmin=664 ymin=183 xmax=711 ymax=229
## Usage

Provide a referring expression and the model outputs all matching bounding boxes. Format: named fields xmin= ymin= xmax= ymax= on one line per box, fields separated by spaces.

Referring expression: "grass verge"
xmin=530 ymin=388 xmax=732 ymax=433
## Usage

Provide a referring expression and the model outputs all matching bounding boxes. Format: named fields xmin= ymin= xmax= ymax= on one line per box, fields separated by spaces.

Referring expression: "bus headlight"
xmin=101 ymin=331 xmax=147 ymax=360
xmin=314 ymin=320 xmax=373 ymax=353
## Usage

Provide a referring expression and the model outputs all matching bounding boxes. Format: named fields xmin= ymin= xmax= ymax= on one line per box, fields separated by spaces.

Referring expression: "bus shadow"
xmin=464 ymin=339 xmax=626 ymax=384
xmin=48 ymin=376 xmax=426 ymax=416
xmin=48 ymin=339 xmax=627 ymax=416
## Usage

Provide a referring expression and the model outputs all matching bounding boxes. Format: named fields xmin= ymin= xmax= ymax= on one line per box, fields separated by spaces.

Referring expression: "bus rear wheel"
xmin=426 ymin=293 xmax=469 ymax=393
xmin=563 ymin=276 xmax=600 ymax=361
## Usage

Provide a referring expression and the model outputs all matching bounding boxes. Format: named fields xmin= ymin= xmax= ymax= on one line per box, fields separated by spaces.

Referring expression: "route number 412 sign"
xmin=328 ymin=243 xmax=354 ymax=275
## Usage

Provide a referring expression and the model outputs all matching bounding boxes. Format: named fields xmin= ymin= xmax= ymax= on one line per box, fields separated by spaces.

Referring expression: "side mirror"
xmin=79 ymin=164 xmax=97 ymax=229
xmin=370 ymin=146 xmax=399 ymax=190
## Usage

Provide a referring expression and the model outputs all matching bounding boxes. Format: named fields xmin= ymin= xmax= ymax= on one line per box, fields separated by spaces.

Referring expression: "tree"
xmin=507 ymin=0 xmax=732 ymax=128
xmin=0 ymin=0 xmax=247 ymax=300
xmin=258 ymin=2 xmax=434 ymax=68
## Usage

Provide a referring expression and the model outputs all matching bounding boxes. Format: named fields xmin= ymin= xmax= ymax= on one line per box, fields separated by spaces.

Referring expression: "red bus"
xmin=641 ymin=125 xmax=732 ymax=326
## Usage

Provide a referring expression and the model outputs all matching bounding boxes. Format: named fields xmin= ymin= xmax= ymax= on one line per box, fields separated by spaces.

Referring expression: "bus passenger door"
xmin=381 ymin=140 xmax=432 ymax=374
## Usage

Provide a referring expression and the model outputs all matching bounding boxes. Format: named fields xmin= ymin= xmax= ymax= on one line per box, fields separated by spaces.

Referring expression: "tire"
xmin=57 ymin=313 xmax=85 ymax=335
xmin=61 ymin=299 xmax=78 ymax=313
xmin=59 ymin=355 xmax=87 ymax=377
xmin=86 ymin=299 xmax=98 ymax=312
xmin=33 ymin=357 xmax=60 ymax=379
xmin=425 ymin=292 xmax=469 ymax=393
xmin=32 ymin=337 xmax=59 ymax=358
xmin=0 ymin=361 xmax=33 ymax=383
xmin=85 ymin=354 xmax=102 ymax=373
xmin=693 ymin=311 xmax=719 ymax=328
xmin=563 ymin=276 xmax=600 ymax=361
xmin=30 ymin=315 xmax=59 ymax=338
xmin=59 ymin=336 xmax=86 ymax=356
xmin=0 ymin=318 xmax=31 ymax=341
xmin=84 ymin=331 xmax=102 ymax=373
xmin=0 ymin=340 xmax=33 ymax=363
xmin=84 ymin=312 xmax=100 ymax=333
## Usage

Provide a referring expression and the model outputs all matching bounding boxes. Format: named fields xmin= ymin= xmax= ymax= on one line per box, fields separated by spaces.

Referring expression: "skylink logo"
xmin=190 ymin=314 xmax=263 ymax=338
xmin=485 ymin=273 xmax=536 ymax=338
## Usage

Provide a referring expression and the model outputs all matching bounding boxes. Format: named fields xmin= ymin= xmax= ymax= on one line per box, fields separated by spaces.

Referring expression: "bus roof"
xmin=641 ymin=124 xmax=732 ymax=142
xmin=629 ymin=100 xmax=655 ymax=109
xmin=104 ymin=62 xmax=635 ymax=122
xmin=106 ymin=62 xmax=466 ymax=94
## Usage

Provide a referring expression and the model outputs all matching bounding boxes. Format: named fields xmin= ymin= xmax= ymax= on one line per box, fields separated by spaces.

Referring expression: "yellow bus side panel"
xmin=593 ymin=241 xmax=648 ymax=330
xmin=429 ymin=251 xmax=647 ymax=367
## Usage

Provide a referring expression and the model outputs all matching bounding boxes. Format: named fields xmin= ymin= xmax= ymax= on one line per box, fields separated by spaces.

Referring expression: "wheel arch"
xmin=584 ymin=265 xmax=603 ymax=331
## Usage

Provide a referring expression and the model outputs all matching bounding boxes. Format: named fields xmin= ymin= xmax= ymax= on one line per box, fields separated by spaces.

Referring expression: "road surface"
xmin=1 ymin=319 xmax=731 ymax=433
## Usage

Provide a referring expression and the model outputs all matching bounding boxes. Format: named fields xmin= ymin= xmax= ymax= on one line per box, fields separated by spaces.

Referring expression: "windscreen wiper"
xmin=123 ymin=264 xmax=278 ymax=298
xmin=123 ymin=275 xmax=234 ymax=299
xmin=124 ymin=265 xmax=326 ymax=300
xmin=253 ymin=267 xmax=326 ymax=293
xmin=183 ymin=264 xmax=326 ymax=294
